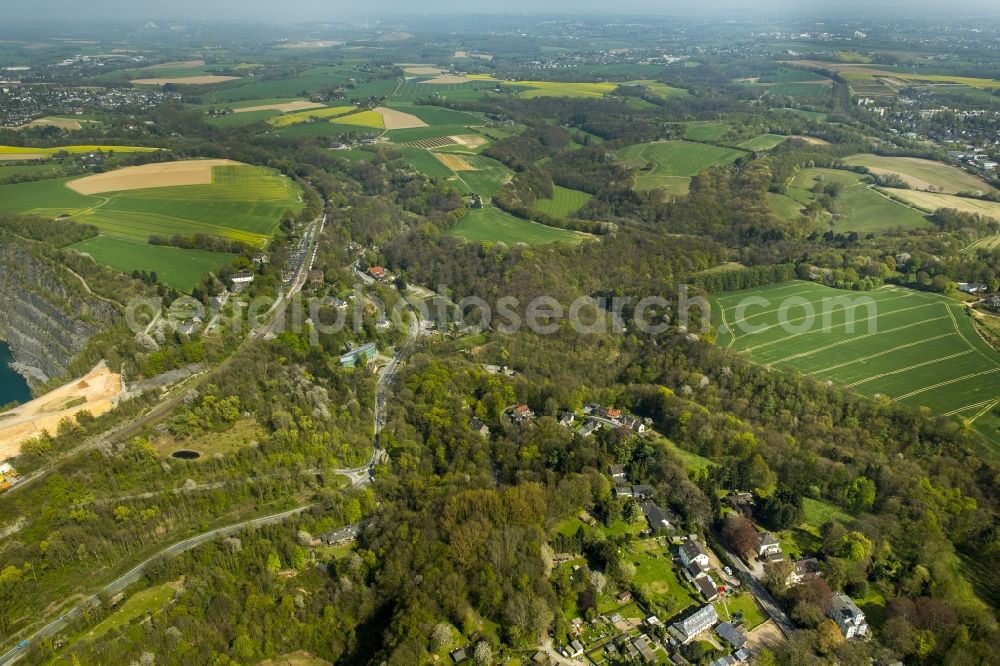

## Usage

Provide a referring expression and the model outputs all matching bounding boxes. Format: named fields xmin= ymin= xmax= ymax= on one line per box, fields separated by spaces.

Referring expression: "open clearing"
xmin=713 ymin=280 xmax=1000 ymax=449
xmin=72 ymin=236 xmax=235 ymax=291
xmin=373 ymin=106 xmax=427 ymax=129
xmin=0 ymin=362 xmax=121 ymax=458
xmin=435 ymin=153 xmax=474 ymax=171
xmin=843 ymin=154 xmax=995 ymax=194
xmin=131 ymin=75 xmax=240 ymax=85
xmin=617 ymin=140 xmax=746 ymax=193
xmin=884 ymin=189 xmax=1000 ymax=220
xmin=0 ymin=162 xmax=302 ymax=246
xmin=682 ymin=122 xmax=731 ymax=142
xmin=534 ymin=185 xmax=592 ymax=218
xmin=67 ymin=159 xmax=241 ymax=194
xmin=447 ymin=207 xmax=584 ymax=245
xmin=78 ymin=579 xmax=183 ymax=644
xmin=739 ymin=134 xmax=787 ymax=151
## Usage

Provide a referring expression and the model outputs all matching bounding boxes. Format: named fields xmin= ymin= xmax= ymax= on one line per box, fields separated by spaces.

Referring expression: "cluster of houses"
xmin=608 ymin=463 xmax=678 ymax=536
xmin=723 ymin=493 xmax=869 ymax=640
xmin=549 ymin=606 xmax=752 ymax=666
xmin=958 ymin=281 xmax=988 ymax=295
xmin=946 ymin=150 xmax=999 ymax=173
xmin=558 ymin=404 xmax=648 ymax=439
xmin=665 ymin=605 xmax=752 ymax=664
xmin=679 ymin=538 xmax=725 ymax=603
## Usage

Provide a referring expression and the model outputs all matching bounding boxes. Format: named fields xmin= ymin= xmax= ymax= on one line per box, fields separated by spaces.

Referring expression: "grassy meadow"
xmin=533 ymin=185 xmax=592 ymax=218
xmin=842 ymin=154 xmax=996 ymax=194
xmin=779 ymin=168 xmax=930 ymax=233
xmin=71 ymin=236 xmax=236 ymax=292
xmin=618 ymin=140 xmax=746 ymax=193
xmin=447 ymin=207 xmax=583 ymax=245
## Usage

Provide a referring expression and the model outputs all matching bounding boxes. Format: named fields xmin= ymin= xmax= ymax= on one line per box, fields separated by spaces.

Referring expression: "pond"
xmin=0 ymin=341 xmax=31 ymax=407
xmin=171 ymin=450 xmax=202 ymax=460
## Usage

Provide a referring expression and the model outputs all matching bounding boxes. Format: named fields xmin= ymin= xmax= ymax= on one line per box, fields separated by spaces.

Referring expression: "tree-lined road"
xmin=0 ymin=505 xmax=310 ymax=665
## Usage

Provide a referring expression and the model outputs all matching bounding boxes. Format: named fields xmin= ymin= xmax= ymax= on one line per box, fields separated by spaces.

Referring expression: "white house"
xmin=230 ymin=272 xmax=255 ymax=286
xmin=757 ymin=532 xmax=783 ymax=561
xmin=670 ymin=604 xmax=719 ymax=643
xmin=829 ymin=592 xmax=868 ymax=639
xmin=679 ymin=539 xmax=711 ymax=569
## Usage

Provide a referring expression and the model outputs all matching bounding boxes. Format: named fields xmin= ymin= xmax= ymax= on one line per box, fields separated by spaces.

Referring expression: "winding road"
xmin=0 ymin=506 xmax=310 ymax=665
xmin=0 ymin=211 xmax=418 ymax=662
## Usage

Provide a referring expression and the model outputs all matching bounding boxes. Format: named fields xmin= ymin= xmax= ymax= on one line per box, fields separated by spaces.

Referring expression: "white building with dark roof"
xmin=679 ymin=539 xmax=711 ymax=569
xmin=670 ymin=603 xmax=719 ymax=643
xmin=829 ymin=592 xmax=868 ymax=638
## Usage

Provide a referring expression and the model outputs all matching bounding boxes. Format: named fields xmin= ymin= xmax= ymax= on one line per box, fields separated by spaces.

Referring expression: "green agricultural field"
xmin=739 ymin=134 xmax=788 ymax=151
xmin=71 ymin=236 xmax=234 ymax=292
xmin=447 ymin=207 xmax=583 ymax=245
xmin=625 ymin=80 xmax=689 ymax=98
xmin=533 ymin=185 xmax=592 ymax=218
xmin=385 ymin=102 xmax=484 ymax=126
xmin=391 ymin=79 xmax=494 ymax=102
xmin=273 ymin=122 xmax=376 ymax=138
xmin=503 ymin=80 xmax=618 ymax=98
xmin=769 ymin=107 xmax=828 ymax=121
xmin=201 ymin=66 xmax=359 ymax=102
xmin=345 ymin=78 xmax=403 ymax=101
xmin=682 ymin=122 xmax=731 ymax=142
xmin=842 ymin=154 xmax=996 ymax=194
xmin=385 ymin=124 xmax=482 ymax=143
xmin=784 ymin=168 xmax=930 ymax=232
xmin=618 ymin=140 xmax=746 ymax=193
xmin=449 ymin=155 xmax=511 ymax=198
xmin=399 ymin=147 xmax=454 ymax=179
xmin=768 ymin=82 xmax=834 ymax=99
xmin=713 ymin=281 xmax=1000 ymax=449
xmin=207 ymin=109 xmax=280 ymax=127
xmin=0 ymin=163 xmax=66 ymax=178
xmin=0 ymin=164 xmax=302 ymax=246
xmin=760 ymin=67 xmax=832 ymax=83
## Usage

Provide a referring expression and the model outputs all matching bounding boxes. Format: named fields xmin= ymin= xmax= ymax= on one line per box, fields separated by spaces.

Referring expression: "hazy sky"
xmin=5 ymin=0 xmax=1000 ymax=22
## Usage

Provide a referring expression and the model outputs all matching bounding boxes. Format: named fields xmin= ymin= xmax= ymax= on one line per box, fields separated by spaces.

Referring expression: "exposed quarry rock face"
xmin=0 ymin=242 xmax=119 ymax=385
